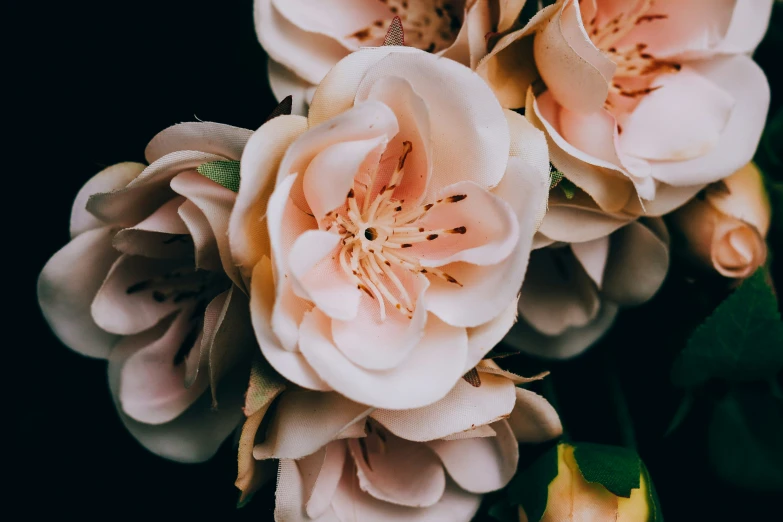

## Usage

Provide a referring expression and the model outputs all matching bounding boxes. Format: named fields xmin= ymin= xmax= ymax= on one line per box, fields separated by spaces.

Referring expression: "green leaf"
xmin=572 ymin=443 xmax=641 ymax=498
xmin=708 ymin=389 xmax=783 ymax=491
xmin=506 ymin=444 xmax=559 ymax=522
xmin=664 ymin=392 xmax=694 ymax=437
xmin=197 ymin=160 xmax=241 ymax=193
xmin=671 ymin=270 xmax=783 ymax=387
xmin=549 ymin=163 xmax=564 ymax=189
xmin=560 ymin=178 xmax=577 ymax=199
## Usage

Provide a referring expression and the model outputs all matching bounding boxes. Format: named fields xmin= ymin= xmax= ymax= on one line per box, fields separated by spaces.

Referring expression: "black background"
xmin=7 ymin=1 xmax=782 ymax=520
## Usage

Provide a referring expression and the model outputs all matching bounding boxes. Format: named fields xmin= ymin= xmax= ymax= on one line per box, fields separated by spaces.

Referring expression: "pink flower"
xmin=671 ymin=162 xmax=771 ymax=279
xmin=38 ymin=123 xmax=255 ymax=462
xmin=229 ymin=46 xmax=551 ymax=409
xmin=507 ymin=218 xmax=670 ymax=359
xmin=255 ymin=0 xmax=527 ymax=113
xmin=237 ymin=361 xmax=562 ymax=521
xmin=480 ymin=0 xmax=772 ymax=211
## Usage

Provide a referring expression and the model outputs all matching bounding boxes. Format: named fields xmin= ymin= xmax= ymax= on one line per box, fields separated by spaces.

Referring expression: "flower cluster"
xmin=39 ymin=0 xmax=775 ymax=520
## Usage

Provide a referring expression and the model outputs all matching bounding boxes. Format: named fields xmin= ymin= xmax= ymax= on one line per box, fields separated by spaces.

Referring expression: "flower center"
xmin=348 ymin=0 xmax=462 ymax=53
xmin=582 ymin=0 xmax=680 ymax=104
xmin=326 ymin=141 xmax=466 ymax=320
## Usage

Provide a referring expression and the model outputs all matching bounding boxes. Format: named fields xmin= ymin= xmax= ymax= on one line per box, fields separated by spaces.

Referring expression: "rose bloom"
xmin=480 ymin=0 xmax=772 ymax=214
xmin=38 ymin=123 xmax=255 ymax=462
xmin=255 ymin=0 xmax=527 ymax=113
xmin=671 ymin=162 xmax=771 ymax=279
xmin=506 ymin=217 xmax=669 ymax=359
xmin=229 ymin=46 xmax=551 ymax=409
xmin=519 ymin=443 xmax=651 ymax=522
xmin=238 ymin=361 xmax=562 ymax=521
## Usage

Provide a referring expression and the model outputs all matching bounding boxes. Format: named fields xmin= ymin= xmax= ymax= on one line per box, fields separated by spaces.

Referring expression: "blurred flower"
xmin=672 ymin=163 xmax=771 ymax=279
xmin=229 ymin=46 xmax=550 ymax=408
xmin=238 ymin=361 xmax=562 ymax=521
xmin=519 ymin=443 xmax=651 ymax=522
xmin=507 ymin=218 xmax=669 ymax=359
xmin=254 ymin=0 xmax=527 ymax=113
xmin=38 ymin=122 xmax=255 ymax=462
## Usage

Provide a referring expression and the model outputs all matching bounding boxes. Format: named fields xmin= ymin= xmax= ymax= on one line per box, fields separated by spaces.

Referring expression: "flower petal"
xmin=107 ymin=337 xmax=245 ymax=463
xmin=571 ymin=236 xmax=610 ymax=288
xmin=111 ymin=196 xmax=192 ymax=259
xmin=650 ymin=55 xmax=769 ymax=186
xmin=178 ymin=199 xmax=222 ymax=272
xmin=348 ymin=430 xmax=446 ymax=508
xmin=508 ymin=387 xmax=563 ymax=442
xmin=91 ymin=254 xmax=184 ymax=336
xmin=250 ymin=257 xmax=330 ymax=391
xmin=230 ymin=114 xmax=308 ymax=276
xmin=299 ymin=442 xmax=347 ymax=519
xmin=299 ymin=308 xmax=468 ymax=409
xmin=268 ymin=59 xmax=316 ymax=115
xmin=371 ymin=373 xmax=516 ymax=442
xmin=144 ymin=122 xmax=251 ymax=164
xmin=38 ymin=226 xmax=120 ymax=358
xmin=253 ymin=390 xmax=370 ymax=460
xmin=506 ymin=302 xmax=619 ymax=360
xmin=70 ymin=162 xmax=144 ymax=237
xmin=427 ymin=420 xmax=518 ymax=494
xmin=464 ymin=298 xmax=518 ymax=372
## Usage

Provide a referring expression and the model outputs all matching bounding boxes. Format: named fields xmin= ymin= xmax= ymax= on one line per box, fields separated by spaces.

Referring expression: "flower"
xmin=229 ymin=46 xmax=551 ymax=409
xmin=506 ymin=218 xmax=669 ymax=359
xmin=37 ymin=122 xmax=255 ymax=462
xmin=671 ymin=163 xmax=771 ymax=279
xmin=254 ymin=0 xmax=527 ymax=113
xmin=238 ymin=361 xmax=562 ymax=521
xmin=519 ymin=443 xmax=651 ymax=522
xmin=480 ymin=0 xmax=772 ymax=208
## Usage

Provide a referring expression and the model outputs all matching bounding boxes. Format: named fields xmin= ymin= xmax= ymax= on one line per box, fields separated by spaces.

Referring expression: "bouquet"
xmin=36 ymin=0 xmax=783 ymax=520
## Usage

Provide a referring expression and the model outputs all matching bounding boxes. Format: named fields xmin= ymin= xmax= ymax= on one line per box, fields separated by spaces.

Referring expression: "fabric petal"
xmin=571 ymin=236 xmax=610 ymax=288
xmin=371 ymin=373 xmax=516 ymax=442
xmin=427 ymin=420 xmax=518 ymax=494
xmin=299 ymin=308 xmax=468 ymax=410
xmin=464 ymin=298 xmax=518 ymax=372
xmin=70 ymin=162 xmax=144 ymax=237
xmin=144 ymin=122 xmax=251 ymax=164
xmin=268 ymin=59 xmax=316 ymax=116
xmin=508 ymin=387 xmax=563 ymax=442
xmin=112 ymin=196 xmax=192 ymax=259
xmin=38 ymin=226 xmax=120 ymax=359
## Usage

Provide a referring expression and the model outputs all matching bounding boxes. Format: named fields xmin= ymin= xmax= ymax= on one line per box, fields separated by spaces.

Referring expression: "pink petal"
xmin=87 ymin=150 xmax=228 ymax=227
xmin=464 ymin=299 xmax=519 ymax=372
xmin=38 ymin=227 xmax=120 ymax=358
xmin=348 ymin=430 xmax=446 ymax=508
xmin=508 ymin=387 xmax=563 ymax=442
xmin=602 ymin=219 xmax=670 ymax=306
xmin=299 ymin=309 xmax=468 ymax=410
xmin=303 ymin=136 xmax=388 ymax=222
xmin=70 ymin=162 xmax=144 ymax=237
xmin=255 ymin=0 xmax=349 ymax=85
xmin=330 ymin=274 xmax=428 ymax=371
xmin=278 ymin=101 xmax=400 ymax=215
xmin=300 ymin=442 xmax=347 ymax=519
xmin=273 ymin=0 xmax=390 ymax=46
xmin=571 ymin=236 xmax=610 ymax=288
xmin=91 ymin=255 xmax=184 ymax=335
xmin=650 ymin=55 xmax=770 ymax=186
xmin=354 ymin=51 xmax=510 ymax=198
xmin=112 ymin=196 xmax=192 ymax=259
xmin=506 ymin=302 xmax=618 ymax=360
xmin=538 ymin=199 xmax=632 ymax=243
xmin=178 ymin=199 xmax=222 ymax=272
xmin=118 ymin=310 xmax=208 ymax=425
xmin=331 ymin=468 xmax=481 ymax=522
xmin=230 ymin=114 xmax=308 ymax=276
xmin=427 ymin=420 xmax=518 ymax=494
xmin=412 ymin=182 xmax=519 ymax=268
xmin=253 ymin=390 xmax=371 ymax=460
xmin=371 ymin=372 xmax=517 ymax=442
xmin=517 ymin=247 xmax=600 ymax=336
xmin=250 ymin=257 xmax=330 ymax=391
xmin=268 ymin=59 xmax=316 ymax=115
xmin=358 ymin=75 xmax=432 ymax=207
xmin=144 ymin=122 xmax=251 ymax=164
xmin=534 ymin=0 xmax=615 ymax=113
xmin=108 ymin=337 xmax=245 ymax=463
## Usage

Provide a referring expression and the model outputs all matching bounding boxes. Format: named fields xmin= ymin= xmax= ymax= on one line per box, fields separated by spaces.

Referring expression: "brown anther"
xmin=446 ymin=194 xmax=467 ymax=203
xmin=347 ymin=188 xmax=355 ymax=198
xmin=423 ymin=203 xmax=434 ymax=211
xmin=450 ymin=226 xmax=467 ymax=234
xmin=397 ymin=141 xmax=413 ymax=169
xmin=426 ymin=234 xmax=438 ymax=241
xmin=358 ymin=284 xmax=375 ymax=298
xmin=445 ymin=274 xmax=462 ymax=286
xmin=401 ymin=243 xmax=413 ymax=248
xmin=395 ymin=206 xmax=402 ymax=212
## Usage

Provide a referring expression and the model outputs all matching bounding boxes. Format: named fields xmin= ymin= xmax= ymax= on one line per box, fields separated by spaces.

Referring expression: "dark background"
xmin=7 ymin=1 xmax=782 ymax=520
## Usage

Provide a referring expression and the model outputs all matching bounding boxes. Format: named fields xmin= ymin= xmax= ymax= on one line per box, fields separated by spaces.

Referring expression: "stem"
xmin=606 ymin=358 xmax=637 ymax=451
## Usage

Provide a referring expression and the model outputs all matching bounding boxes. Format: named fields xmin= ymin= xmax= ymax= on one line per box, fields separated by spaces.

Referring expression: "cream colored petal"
xmin=144 ymin=122 xmax=252 ymax=164
xmin=70 ymin=162 xmax=145 ymax=237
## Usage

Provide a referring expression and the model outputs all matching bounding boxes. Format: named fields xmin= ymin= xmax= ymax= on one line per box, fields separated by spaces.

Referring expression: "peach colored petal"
xmin=144 ymin=122 xmax=251 ymax=164
xmin=38 ymin=226 xmax=120 ymax=358
xmin=70 ymin=162 xmax=144 ymax=237
xmin=427 ymin=420 xmax=518 ymax=494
